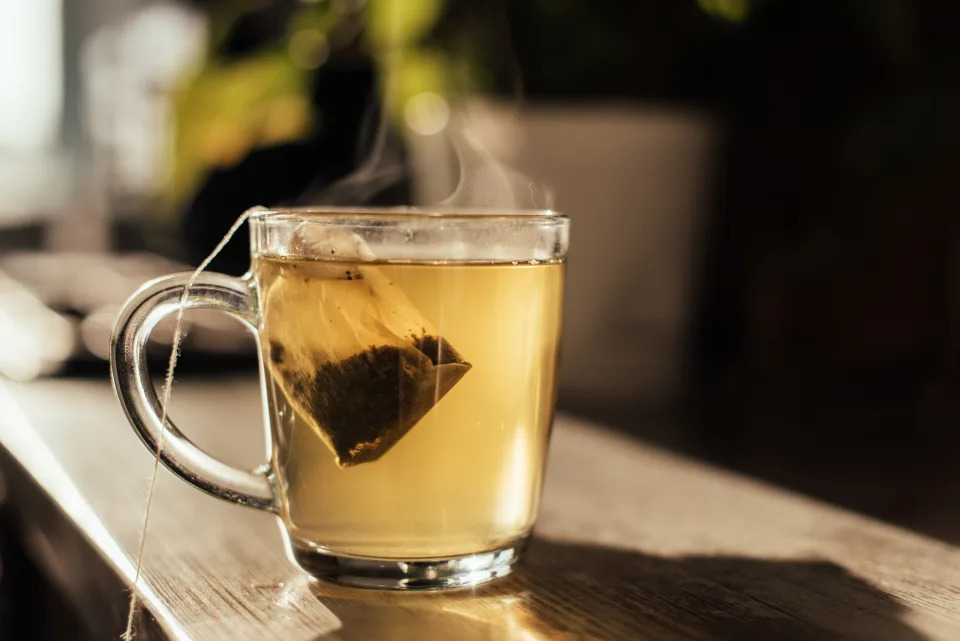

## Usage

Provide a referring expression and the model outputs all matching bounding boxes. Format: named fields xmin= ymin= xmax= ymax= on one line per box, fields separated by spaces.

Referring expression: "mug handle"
xmin=110 ymin=272 xmax=278 ymax=513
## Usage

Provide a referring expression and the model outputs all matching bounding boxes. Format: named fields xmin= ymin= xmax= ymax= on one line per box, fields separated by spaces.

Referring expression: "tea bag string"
xmin=123 ymin=207 xmax=262 ymax=641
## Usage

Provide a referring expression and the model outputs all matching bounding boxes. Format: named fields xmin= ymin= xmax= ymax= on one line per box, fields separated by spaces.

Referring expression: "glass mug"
xmin=111 ymin=208 xmax=568 ymax=589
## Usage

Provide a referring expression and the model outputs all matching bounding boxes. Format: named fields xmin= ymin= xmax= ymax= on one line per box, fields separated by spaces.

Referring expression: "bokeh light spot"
xmin=404 ymin=92 xmax=450 ymax=136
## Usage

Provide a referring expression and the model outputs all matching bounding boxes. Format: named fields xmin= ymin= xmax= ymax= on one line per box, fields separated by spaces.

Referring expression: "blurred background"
xmin=0 ymin=0 xmax=958 ymax=635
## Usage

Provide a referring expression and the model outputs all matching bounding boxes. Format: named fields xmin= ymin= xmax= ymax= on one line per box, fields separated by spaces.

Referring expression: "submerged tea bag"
xmin=264 ymin=226 xmax=471 ymax=467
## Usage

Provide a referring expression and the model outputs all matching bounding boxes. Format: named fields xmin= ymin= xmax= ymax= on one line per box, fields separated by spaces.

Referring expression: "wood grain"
xmin=0 ymin=378 xmax=958 ymax=640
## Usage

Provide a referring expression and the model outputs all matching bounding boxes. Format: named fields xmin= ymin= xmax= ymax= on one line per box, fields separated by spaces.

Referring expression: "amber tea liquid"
xmin=255 ymin=255 xmax=564 ymax=559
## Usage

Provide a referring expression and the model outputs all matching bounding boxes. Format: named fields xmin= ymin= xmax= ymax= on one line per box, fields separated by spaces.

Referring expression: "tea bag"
xmin=265 ymin=226 xmax=471 ymax=467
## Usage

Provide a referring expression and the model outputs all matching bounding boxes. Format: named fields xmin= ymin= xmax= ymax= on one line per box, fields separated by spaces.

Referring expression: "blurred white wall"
xmin=510 ymin=107 xmax=717 ymax=406
xmin=0 ymin=0 xmax=67 ymax=223
xmin=0 ymin=0 xmax=63 ymax=152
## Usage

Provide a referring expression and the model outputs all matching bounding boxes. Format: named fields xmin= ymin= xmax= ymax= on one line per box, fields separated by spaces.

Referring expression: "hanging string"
xmin=122 ymin=207 xmax=261 ymax=640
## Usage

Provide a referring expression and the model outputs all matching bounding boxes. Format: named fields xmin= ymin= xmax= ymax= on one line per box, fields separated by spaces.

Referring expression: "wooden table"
xmin=0 ymin=378 xmax=958 ymax=640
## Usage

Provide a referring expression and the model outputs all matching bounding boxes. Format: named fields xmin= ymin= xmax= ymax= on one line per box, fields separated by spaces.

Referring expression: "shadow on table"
xmin=312 ymin=537 xmax=931 ymax=641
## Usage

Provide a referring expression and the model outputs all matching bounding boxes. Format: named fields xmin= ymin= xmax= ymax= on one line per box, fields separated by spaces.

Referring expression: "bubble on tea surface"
xmin=265 ymin=224 xmax=471 ymax=467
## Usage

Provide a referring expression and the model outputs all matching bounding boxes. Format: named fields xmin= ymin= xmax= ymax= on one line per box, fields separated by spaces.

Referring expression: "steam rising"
xmin=300 ymin=96 xmax=406 ymax=206
xmin=442 ymin=104 xmax=554 ymax=210
xmin=304 ymin=17 xmax=551 ymax=212
xmin=306 ymin=93 xmax=552 ymax=211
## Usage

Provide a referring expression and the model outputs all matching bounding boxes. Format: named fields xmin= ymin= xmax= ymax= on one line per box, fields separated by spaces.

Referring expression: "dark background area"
xmin=513 ymin=0 xmax=960 ymax=543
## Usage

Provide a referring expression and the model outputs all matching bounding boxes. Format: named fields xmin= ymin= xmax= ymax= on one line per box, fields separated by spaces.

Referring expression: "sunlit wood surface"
xmin=1 ymin=378 xmax=958 ymax=640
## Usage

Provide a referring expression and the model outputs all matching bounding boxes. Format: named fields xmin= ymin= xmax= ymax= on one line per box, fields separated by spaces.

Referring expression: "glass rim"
xmin=248 ymin=206 xmax=569 ymax=225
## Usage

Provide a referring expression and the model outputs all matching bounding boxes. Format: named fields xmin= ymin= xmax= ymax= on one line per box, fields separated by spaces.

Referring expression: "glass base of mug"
xmin=291 ymin=537 xmax=527 ymax=590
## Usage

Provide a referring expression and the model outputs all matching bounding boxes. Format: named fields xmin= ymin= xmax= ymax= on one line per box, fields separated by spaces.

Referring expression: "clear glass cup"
xmin=111 ymin=207 xmax=569 ymax=589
